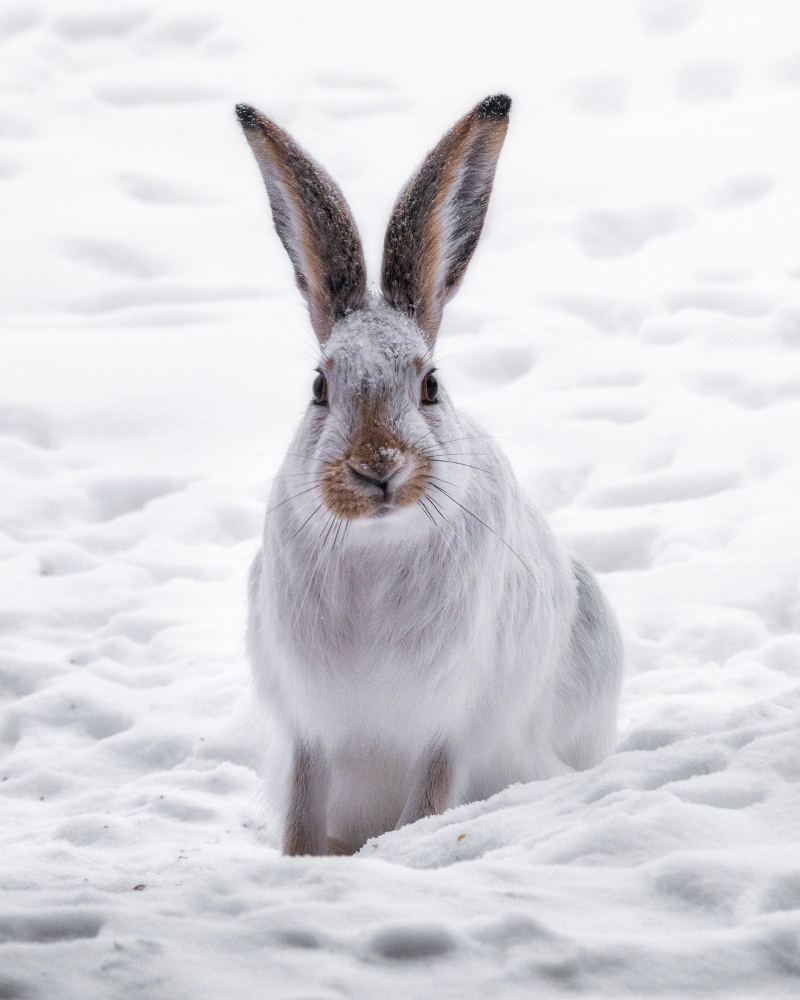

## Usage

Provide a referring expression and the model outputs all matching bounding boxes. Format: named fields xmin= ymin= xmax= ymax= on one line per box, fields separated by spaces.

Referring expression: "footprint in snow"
xmin=572 ymin=75 xmax=629 ymax=117
xmin=70 ymin=283 xmax=268 ymax=316
xmin=369 ymin=923 xmax=456 ymax=961
xmin=637 ymin=316 xmax=693 ymax=344
xmin=53 ymin=237 xmax=171 ymax=279
xmin=652 ymin=855 xmax=748 ymax=913
xmin=640 ymin=0 xmax=701 ymax=37
xmin=668 ymin=772 xmax=768 ymax=809
xmin=38 ymin=542 xmax=98 ymax=576
xmin=51 ymin=9 xmax=149 ymax=42
xmin=94 ymin=82 xmax=225 ymax=107
xmin=0 ymin=655 xmax=63 ymax=699
xmin=451 ymin=345 xmax=536 ymax=387
xmin=0 ymin=974 xmax=27 ymax=999
xmin=313 ymin=73 xmax=408 ymax=119
xmin=152 ymin=794 xmax=217 ymax=823
xmin=675 ymin=61 xmax=740 ymax=102
xmin=586 ymin=468 xmax=742 ymax=508
xmin=314 ymin=72 xmax=396 ymax=91
xmin=272 ymin=927 xmax=324 ymax=949
xmin=577 ymin=370 xmax=643 ymax=388
xmin=690 ymin=370 xmax=800 ymax=409
xmin=101 ymin=613 xmax=173 ymax=646
xmin=316 ymin=96 xmax=411 ymax=120
xmin=0 ymin=156 xmax=23 ymax=179
xmin=438 ymin=304 xmax=494 ymax=337
xmin=0 ymin=910 xmax=103 ymax=944
xmin=693 ymin=266 xmax=752 ymax=284
xmin=0 ymin=113 xmax=37 ymax=140
xmin=708 ymin=174 xmax=775 ymax=210
xmin=55 ymin=815 xmax=125 ymax=847
xmin=759 ymin=872 xmax=800 ymax=913
xmin=65 ymin=697 xmax=134 ymax=742
xmin=526 ymin=465 xmax=591 ymax=515
xmin=86 ymin=474 xmax=182 ymax=522
xmin=117 ymin=172 xmax=217 ymax=206
xmin=575 ymin=205 xmax=689 ymax=258
xmin=101 ymin=305 xmax=225 ymax=327
xmin=0 ymin=7 xmax=40 ymax=41
xmin=666 ymin=610 xmax=769 ymax=664
xmin=560 ymin=523 xmax=660 ymax=573
xmin=106 ymin=730 xmax=193 ymax=770
xmin=757 ymin=636 xmax=800 ymax=679
xmin=664 ymin=287 xmax=774 ymax=318
xmin=212 ymin=502 xmax=263 ymax=545
xmin=617 ymin=727 xmax=684 ymax=753
xmin=570 ymin=403 xmax=647 ymax=424
xmin=136 ymin=15 xmax=217 ymax=48
xmin=2 ymin=692 xmax=132 ymax=745
xmin=772 ymin=307 xmax=800 ymax=348
xmin=0 ymin=405 xmax=54 ymax=448
xmin=639 ymin=747 xmax=730 ymax=792
xmin=547 ymin=295 xmax=653 ymax=335
xmin=774 ymin=53 xmax=800 ymax=85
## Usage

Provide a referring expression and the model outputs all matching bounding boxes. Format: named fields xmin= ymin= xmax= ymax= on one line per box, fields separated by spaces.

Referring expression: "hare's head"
xmin=237 ymin=96 xmax=510 ymax=522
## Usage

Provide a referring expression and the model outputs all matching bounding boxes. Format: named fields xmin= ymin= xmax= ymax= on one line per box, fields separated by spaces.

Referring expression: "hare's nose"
xmin=347 ymin=453 xmax=405 ymax=491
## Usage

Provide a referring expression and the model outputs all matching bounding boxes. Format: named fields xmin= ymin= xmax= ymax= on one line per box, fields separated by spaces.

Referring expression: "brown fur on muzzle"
xmin=320 ymin=410 xmax=432 ymax=520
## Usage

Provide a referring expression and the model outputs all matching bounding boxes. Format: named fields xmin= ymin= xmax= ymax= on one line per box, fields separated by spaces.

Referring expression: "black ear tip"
xmin=478 ymin=94 xmax=512 ymax=118
xmin=235 ymin=103 xmax=260 ymax=128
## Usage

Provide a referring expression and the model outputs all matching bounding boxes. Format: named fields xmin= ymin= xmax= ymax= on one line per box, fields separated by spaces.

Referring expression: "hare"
xmin=240 ymin=95 xmax=623 ymax=856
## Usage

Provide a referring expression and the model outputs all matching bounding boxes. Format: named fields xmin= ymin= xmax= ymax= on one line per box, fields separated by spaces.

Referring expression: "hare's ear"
xmin=236 ymin=104 xmax=367 ymax=344
xmin=381 ymin=95 xmax=510 ymax=346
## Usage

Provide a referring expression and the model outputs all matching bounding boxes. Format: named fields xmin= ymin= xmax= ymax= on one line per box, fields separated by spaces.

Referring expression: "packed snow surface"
xmin=2 ymin=1 xmax=800 ymax=996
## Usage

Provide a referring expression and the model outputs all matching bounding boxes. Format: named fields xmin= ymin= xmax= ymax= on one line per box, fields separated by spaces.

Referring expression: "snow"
xmin=1 ymin=0 xmax=800 ymax=995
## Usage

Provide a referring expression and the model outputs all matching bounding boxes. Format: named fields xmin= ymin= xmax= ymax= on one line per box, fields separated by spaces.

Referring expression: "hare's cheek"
xmin=319 ymin=460 xmax=377 ymax=520
xmin=393 ymin=452 xmax=433 ymax=510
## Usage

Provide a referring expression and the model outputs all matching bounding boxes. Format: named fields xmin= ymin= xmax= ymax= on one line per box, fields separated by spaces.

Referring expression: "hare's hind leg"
xmin=554 ymin=558 xmax=624 ymax=771
xmin=396 ymin=744 xmax=451 ymax=830
xmin=284 ymin=742 xmax=329 ymax=856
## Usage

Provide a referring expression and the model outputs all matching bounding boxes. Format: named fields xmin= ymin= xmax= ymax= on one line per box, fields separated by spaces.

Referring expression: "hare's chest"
xmin=270 ymin=548 xmax=492 ymax=680
xmin=306 ymin=568 xmax=475 ymax=672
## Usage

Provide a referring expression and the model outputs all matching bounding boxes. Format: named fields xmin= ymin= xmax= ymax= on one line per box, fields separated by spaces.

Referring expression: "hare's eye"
xmin=312 ymin=372 xmax=328 ymax=406
xmin=421 ymin=372 xmax=439 ymax=405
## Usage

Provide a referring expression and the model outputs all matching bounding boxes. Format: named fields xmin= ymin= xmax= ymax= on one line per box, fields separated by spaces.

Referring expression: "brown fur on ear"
xmin=381 ymin=94 xmax=511 ymax=345
xmin=236 ymin=104 xmax=367 ymax=343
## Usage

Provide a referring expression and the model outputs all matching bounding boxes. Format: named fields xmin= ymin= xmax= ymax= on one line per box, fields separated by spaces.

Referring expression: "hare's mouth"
xmin=319 ymin=453 xmax=432 ymax=520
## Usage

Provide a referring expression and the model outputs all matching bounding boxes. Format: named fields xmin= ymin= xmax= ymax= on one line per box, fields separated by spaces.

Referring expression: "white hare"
xmin=240 ymin=95 xmax=623 ymax=856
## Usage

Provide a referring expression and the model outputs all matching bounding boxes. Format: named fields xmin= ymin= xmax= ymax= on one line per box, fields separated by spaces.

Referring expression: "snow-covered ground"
xmin=2 ymin=0 xmax=800 ymax=995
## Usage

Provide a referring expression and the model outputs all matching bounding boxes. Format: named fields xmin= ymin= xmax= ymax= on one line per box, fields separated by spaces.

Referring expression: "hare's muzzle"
xmin=320 ymin=444 xmax=432 ymax=520
xmin=346 ymin=449 xmax=405 ymax=488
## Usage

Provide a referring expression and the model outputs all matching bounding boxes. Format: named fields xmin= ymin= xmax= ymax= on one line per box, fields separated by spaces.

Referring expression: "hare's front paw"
xmin=326 ymin=836 xmax=355 ymax=856
xmin=283 ymin=742 xmax=328 ymax=856
xmin=396 ymin=744 xmax=451 ymax=829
